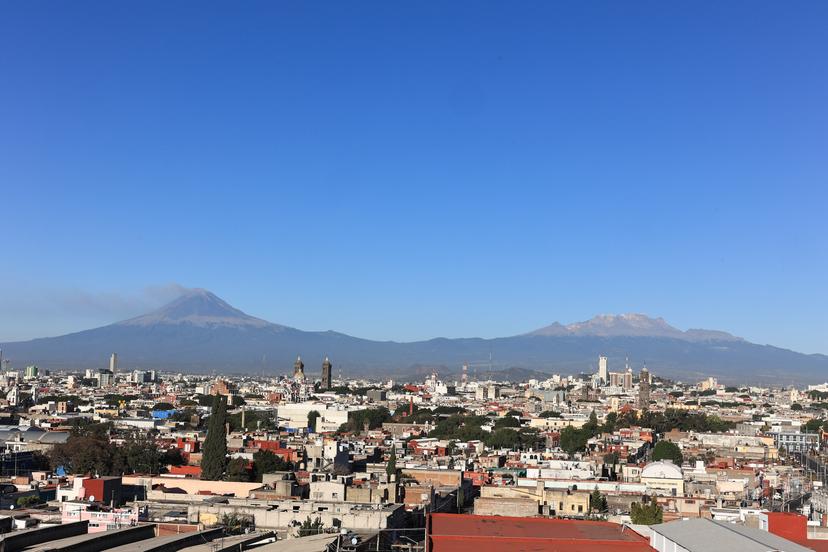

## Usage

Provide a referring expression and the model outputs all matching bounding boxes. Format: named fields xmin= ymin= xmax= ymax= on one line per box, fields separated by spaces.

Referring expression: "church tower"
xmin=293 ymin=356 xmax=305 ymax=382
xmin=321 ymin=357 xmax=333 ymax=390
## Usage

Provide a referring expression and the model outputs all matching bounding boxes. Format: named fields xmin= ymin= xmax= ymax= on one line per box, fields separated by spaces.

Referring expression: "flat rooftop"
xmin=428 ymin=513 xmax=655 ymax=552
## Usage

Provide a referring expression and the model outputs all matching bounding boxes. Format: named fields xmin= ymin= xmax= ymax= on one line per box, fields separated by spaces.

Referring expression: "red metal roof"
xmin=428 ymin=514 xmax=655 ymax=552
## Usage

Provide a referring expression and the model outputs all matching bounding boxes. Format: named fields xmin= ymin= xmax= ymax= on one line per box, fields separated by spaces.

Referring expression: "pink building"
xmin=61 ymin=501 xmax=139 ymax=532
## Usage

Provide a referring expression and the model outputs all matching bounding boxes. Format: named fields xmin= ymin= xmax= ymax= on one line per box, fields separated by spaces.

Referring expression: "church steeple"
xmin=321 ymin=356 xmax=333 ymax=390
xmin=293 ymin=356 xmax=305 ymax=381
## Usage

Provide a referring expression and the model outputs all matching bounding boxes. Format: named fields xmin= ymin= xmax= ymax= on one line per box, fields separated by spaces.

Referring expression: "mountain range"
xmin=1 ymin=288 xmax=825 ymax=384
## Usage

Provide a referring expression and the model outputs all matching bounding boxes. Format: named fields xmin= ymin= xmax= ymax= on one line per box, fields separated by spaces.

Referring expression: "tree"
xmin=253 ymin=449 xmax=290 ymax=482
xmin=590 ymin=488 xmax=608 ymax=513
xmin=386 ymin=446 xmax=397 ymax=479
xmin=16 ymin=496 xmax=42 ymax=508
xmin=220 ymin=513 xmax=253 ymax=535
xmin=603 ymin=451 xmax=620 ymax=465
xmin=226 ymin=457 xmax=250 ymax=482
xmin=805 ymin=419 xmax=826 ymax=433
xmin=559 ymin=426 xmax=589 ymax=455
xmin=584 ymin=410 xmax=599 ymax=435
xmin=299 ymin=516 xmax=324 ymax=536
xmin=152 ymin=402 xmax=175 ymax=411
xmin=161 ymin=448 xmax=185 ymax=467
xmin=494 ymin=416 xmax=521 ymax=429
xmin=602 ymin=412 xmax=618 ymax=433
xmin=630 ymin=499 xmax=663 ymax=525
xmin=49 ymin=433 xmax=115 ymax=475
xmin=307 ymin=410 xmax=320 ymax=433
xmin=485 ymin=428 xmax=521 ymax=449
xmin=652 ymin=441 xmax=683 ymax=464
xmin=791 ymin=403 xmax=804 ymax=411
xmin=201 ymin=395 xmax=228 ymax=480
xmin=121 ymin=435 xmax=162 ymax=474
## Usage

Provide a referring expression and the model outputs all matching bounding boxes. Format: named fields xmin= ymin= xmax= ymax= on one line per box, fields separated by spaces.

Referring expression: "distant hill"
xmin=2 ymin=288 xmax=826 ymax=384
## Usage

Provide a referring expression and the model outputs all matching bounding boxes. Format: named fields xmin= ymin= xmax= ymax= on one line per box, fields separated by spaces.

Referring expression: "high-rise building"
xmin=109 ymin=353 xmax=118 ymax=373
xmin=294 ymin=356 xmax=305 ymax=382
xmin=598 ymin=356 xmax=608 ymax=384
xmin=321 ymin=357 xmax=332 ymax=390
xmin=623 ymin=368 xmax=633 ymax=390
xmin=638 ymin=367 xmax=651 ymax=409
xmin=97 ymin=369 xmax=114 ymax=388
xmin=24 ymin=365 xmax=38 ymax=379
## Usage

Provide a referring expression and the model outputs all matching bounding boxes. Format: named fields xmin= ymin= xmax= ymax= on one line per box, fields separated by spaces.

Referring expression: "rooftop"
xmin=428 ymin=513 xmax=655 ymax=552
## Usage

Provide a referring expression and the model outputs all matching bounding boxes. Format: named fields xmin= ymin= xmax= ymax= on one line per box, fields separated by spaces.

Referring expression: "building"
xmin=638 ymin=367 xmax=651 ymax=409
xmin=598 ymin=356 xmax=608 ymax=384
xmin=109 ymin=353 xmax=118 ymax=373
xmin=640 ymin=460 xmax=684 ymax=496
xmin=427 ymin=513 xmax=656 ymax=552
xmin=321 ymin=357 xmax=332 ymax=390
xmin=649 ymin=517 xmax=815 ymax=552
xmin=97 ymin=369 xmax=114 ymax=388
xmin=24 ymin=365 xmax=38 ymax=379
xmin=366 ymin=389 xmax=387 ymax=402
xmin=623 ymin=368 xmax=634 ymax=390
xmin=773 ymin=431 xmax=820 ymax=454
xmin=294 ymin=356 xmax=305 ymax=382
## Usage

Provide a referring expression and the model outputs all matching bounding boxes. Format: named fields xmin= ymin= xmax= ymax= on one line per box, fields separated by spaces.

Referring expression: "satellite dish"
xmin=89 ymin=495 xmax=95 ymax=502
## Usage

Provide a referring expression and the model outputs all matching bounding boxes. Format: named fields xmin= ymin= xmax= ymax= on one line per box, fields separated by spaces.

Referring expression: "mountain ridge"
xmin=1 ymin=288 xmax=824 ymax=384
xmin=526 ymin=313 xmax=743 ymax=342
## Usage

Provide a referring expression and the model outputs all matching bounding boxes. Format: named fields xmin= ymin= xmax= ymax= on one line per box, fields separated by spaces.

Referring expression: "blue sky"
xmin=1 ymin=2 xmax=826 ymax=353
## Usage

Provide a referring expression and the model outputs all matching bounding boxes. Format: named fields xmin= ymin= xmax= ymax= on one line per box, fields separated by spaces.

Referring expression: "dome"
xmin=641 ymin=460 xmax=683 ymax=479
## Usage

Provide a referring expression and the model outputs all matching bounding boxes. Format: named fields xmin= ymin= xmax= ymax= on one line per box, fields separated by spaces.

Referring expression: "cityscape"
xmin=2 ymin=2 xmax=826 ymax=552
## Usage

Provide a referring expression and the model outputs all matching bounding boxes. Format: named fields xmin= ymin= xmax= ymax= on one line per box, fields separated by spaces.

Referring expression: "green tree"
xmin=308 ymin=410 xmax=321 ymax=433
xmin=220 ymin=513 xmax=253 ymax=535
xmin=559 ymin=426 xmax=589 ymax=454
xmin=225 ymin=457 xmax=250 ymax=481
xmin=152 ymin=402 xmax=175 ymax=411
xmin=652 ymin=441 xmax=683 ymax=464
xmin=791 ymin=403 xmax=803 ymax=411
xmin=602 ymin=412 xmax=618 ymax=433
xmin=299 ymin=516 xmax=324 ymax=536
xmin=386 ymin=446 xmax=397 ymax=479
xmin=494 ymin=416 xmax=521 ymax=429
xmin=590 ymin=488 xmax=608 ymax=513
xmin=584 ymin=410 xmax=599 ymax=435
xmin=603 ymin=451 xmax=620 ymax=465
xmin=122 ymin=435 xmax=162 ymax=474
xmin=49 ymin=434 xmax=115 ymax=475
xmin=253 ymin=449 xmax=290 ymax=482
xmin=630 ymin=499 xmax=663 ymax=525
xmin=16 ymin=495 xmax=42 ymax=508
xmin=485 ymin=428 xmax=521 ymax=449
xmin=804 ymin=419 xmax=826 ymax=433
xmin=201 ymin=395 xmax=228 ymax=480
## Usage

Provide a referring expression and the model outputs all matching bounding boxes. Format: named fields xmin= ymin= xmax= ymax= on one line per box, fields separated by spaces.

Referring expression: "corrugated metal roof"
xmin=651 ymin=518 xmax=814 ymax=552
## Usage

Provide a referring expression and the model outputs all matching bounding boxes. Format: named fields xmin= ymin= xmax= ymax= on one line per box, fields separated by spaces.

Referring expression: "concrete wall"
xmin=0 ymin=521 xmax=88 ymax=552
xmin=474 ymin=497 xmax=538 ymax=517
xmin=187 ymin=500 xmax=404 ymax=532
xmin=123 ymin=476 xmax=263 ymax=498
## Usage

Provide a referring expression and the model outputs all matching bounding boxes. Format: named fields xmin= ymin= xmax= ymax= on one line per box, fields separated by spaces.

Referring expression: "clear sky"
xmin=1 ymin=2 xmax=826 ymax=353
